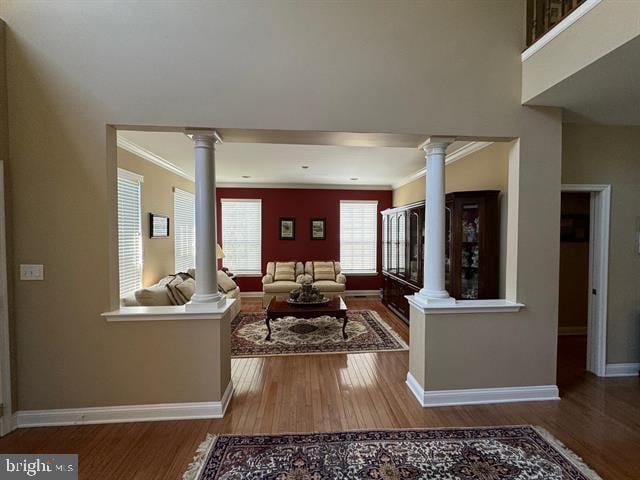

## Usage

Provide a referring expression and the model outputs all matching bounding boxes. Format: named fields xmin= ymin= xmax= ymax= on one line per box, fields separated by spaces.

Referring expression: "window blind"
xmin=174 ymin=188 xmax=195 ymax=273
xmin=221 ymin=199 xmax=262 ymax=274
xmin=340 ymin=200 xmax=378 ymax=273
xmin=117 ymin=168 xmax=143 ymax=298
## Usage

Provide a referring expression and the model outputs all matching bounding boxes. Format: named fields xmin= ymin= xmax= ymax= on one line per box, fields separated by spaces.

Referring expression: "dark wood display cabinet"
xmin=381 ymin=190 xmax=500 ymax=324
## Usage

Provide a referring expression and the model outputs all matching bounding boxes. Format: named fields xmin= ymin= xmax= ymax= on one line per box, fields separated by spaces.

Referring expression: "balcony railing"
xmin=526 ymin=0 xmax=586 ymax=47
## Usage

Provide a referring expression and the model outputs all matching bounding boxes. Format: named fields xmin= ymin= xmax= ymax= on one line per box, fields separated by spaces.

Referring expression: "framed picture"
xmin=560 ymin=214 xmax=589 ymax=242
xmin=150 ymin=213 xmax=170 ymax=238
xmin=279 ymin=218 xmax=295 ymax=240
xmin=310 ymin=218 xmax=326 ymax=240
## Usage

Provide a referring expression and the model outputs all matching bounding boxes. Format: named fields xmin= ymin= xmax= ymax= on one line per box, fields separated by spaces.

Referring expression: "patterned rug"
xmin=231 ymin=309 xmax=408 ymax=357
xmin=183 ymin=426 xmax=601 ymax=480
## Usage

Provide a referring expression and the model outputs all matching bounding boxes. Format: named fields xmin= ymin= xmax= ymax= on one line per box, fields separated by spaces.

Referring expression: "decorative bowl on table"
xmin=287 ymin=282 xmax=330 ymax=305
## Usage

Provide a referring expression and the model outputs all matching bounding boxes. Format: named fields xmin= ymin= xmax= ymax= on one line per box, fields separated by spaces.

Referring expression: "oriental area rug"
xmin=183 ymin=426 xmax=601 ymax=480
xmin=230 ymin=309 xmax=408 ymax=357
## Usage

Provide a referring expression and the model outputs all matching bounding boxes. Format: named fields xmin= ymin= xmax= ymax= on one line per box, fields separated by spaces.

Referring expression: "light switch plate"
xmin=20 ymin=264 xmax=44 ymax=281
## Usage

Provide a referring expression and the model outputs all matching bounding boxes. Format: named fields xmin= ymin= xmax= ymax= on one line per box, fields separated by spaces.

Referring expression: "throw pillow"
xmin=274 ymin=261 xmax=296 ymax=282
xmin=135 ymin=286 xmax=173 ymax=306
xmin=176 ymin=278 xmax=196 ymax=301
xmin=217 ymin=271 xmax=238 ymax=293
xmin=166 ymin=276 xmax=186 ymax=305
xmin=313 ymin=261 xmax=336 ymax=281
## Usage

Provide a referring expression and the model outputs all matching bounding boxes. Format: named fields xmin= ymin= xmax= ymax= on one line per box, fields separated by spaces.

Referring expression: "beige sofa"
xmin=122 ymin=269 xmax=241 ymax=318
xmin=262 ymin=260 xmax=346 ymax=306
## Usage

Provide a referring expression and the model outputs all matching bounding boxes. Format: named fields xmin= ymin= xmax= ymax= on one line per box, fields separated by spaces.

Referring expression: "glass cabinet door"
xmin=398 ymin=212 xmax=406 ymax=277
xmin=408 ymin=211 xmax=420 ymax=283
xmin=390 ymin=214 xmax=398 ymax=273
xmin=382 ymin=215 xmax=388 ymax=271
xmin=460 ymin=203 xmax=480 ymax=299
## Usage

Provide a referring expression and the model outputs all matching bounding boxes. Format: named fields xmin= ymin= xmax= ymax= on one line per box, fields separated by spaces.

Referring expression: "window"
xmin=221 ymin=199 xmax=262 ymax=274
xmin=117 ymin=168 xmax=143 ymax=298
xmin=340 ymin=200 xmax=378 ymax=274
xmin=174 ymin=188 xmax=195 ymax=273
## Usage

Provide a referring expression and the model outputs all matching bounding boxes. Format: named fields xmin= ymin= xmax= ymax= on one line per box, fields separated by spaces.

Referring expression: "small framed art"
xmin=279 ymin=218 xmax=295 ymax=240
xmin=310 ymin=218 xmax=326 ymax=240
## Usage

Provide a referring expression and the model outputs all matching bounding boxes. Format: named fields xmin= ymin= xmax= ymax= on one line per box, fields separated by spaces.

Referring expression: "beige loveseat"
xmin=262 ymin=260 xmax=346 ymax=306
xmin=122 ymin=269 xmax=241 ymax=318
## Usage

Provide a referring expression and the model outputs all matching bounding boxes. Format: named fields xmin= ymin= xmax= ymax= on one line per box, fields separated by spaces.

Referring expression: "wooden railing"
xmin=526 ymin=0 xmax=586 ymax=47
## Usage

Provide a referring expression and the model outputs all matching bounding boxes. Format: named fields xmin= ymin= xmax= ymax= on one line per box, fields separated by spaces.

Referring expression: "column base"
xmin=413 ymin=290 xmax=456 ymax=307
xmin=186 ymin=293 xmax=227 ymax=311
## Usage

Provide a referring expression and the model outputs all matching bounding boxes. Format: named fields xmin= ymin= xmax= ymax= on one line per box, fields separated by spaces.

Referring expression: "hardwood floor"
xmin=1 ymin=297 xmax=639 ymax=479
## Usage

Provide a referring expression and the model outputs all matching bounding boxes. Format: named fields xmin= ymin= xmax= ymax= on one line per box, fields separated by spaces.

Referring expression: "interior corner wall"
xmin=562 ymin=123 xmax=640 ymax=364
xmin=215 ymin=187 xmax=392 ymax=292
xmin=392 ymin=142 xmax=511 ymax=297
xmin=0 ymin=18 xmax=16 ymax=415
xmin=117 ymin=147 xmax=195 ymax=288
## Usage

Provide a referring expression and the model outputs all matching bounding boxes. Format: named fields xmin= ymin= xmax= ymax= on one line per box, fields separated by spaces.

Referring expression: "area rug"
xmin=231 ymin=309 xmax=408 ymax=357
xmin=183 ymin=426 xmax=601 ymax=480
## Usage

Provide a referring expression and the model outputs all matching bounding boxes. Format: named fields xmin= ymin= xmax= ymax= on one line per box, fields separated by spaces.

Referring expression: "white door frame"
xmin=561 ymin=184 xmax=611 ymax=377
xmin=0 ymin=162 xmax=13 ymax=435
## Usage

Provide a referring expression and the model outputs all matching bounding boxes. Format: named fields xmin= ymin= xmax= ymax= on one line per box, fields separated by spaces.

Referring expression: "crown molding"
xmin=392 ymin=142 xmax=493 ymax=190
xmin=216 ymin=182 xmax=392 ymax=191
xmin=117 ymin=135 xmax=195 ymax=182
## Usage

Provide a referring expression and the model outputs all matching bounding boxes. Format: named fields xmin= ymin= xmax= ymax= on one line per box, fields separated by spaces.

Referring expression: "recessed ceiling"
xmin=117 ymin=130 xmax=474 ymax=188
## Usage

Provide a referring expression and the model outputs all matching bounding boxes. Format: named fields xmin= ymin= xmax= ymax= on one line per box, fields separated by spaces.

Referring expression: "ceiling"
xmin=117 ymin=130 xmax=474 ymax=188
xmin=526 ymin=35 xmax=640 ymax=126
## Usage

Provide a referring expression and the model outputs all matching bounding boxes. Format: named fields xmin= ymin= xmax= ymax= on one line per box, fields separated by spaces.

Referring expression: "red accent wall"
xmin=216 ymin=187 xmax=392 ymax=292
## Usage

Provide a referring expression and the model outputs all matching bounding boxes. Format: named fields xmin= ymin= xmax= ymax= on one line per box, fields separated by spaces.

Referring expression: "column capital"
xmin=185 ymin=129 xmax=223 ymax=148
xmin=419 ymin=136 xmax=456 ymax=155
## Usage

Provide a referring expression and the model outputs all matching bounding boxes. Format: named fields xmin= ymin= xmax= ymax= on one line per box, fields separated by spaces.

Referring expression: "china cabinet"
xmin=381 ymin=190 xmax=499 ymax=323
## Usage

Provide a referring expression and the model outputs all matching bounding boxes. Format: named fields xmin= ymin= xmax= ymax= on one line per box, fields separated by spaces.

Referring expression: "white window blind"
xmin=117 ymin=168 xmax=143 ymax=298
xmin=221 ymin=199 xmax=262 ymax=274
xmin=340 ymin=200 xmax=378 ymax=274
xmin=174 ymin=188 xmax=195 ymax=273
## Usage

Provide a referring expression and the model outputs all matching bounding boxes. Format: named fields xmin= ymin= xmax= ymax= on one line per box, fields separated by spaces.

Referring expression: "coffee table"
xmin=265 ymin=296 xmax=348 ymax=341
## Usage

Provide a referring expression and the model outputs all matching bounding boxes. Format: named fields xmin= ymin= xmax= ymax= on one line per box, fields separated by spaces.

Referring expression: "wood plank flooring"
xmin=1 ymin=297 xmax=639 ymax=479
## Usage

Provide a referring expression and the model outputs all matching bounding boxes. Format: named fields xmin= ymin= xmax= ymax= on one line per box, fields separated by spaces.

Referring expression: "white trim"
xmin=217 ymin=182 xmax=392 ymax=191
xmin=406 ymin=373 xmax=559 ymax=407
xmin=558 ymin=326 xmax=588 ymax=336
xmin=233 ymin=272 xmax=262 ymax=277
xmin=117 ymin=135 xmax=194 ymax=182
xmin=521 ymin=0 xmax=603 ymax=61
xmin=102 ymin=299 xmax=236 ymax=322
xmin=407 ymin=297 xmax=524 ymax=314
xmin=15 ymin=382 xmax=234 ymax=428
xmin=604 ymin=363 xmax=640 ymax=377
xmin=342 ymin=290 xmax=382 ymax=297
xmin=341 ymin=271 xmax=378 ymax=276
xmin=561 ymin=184 xmax=610 ymax=377
xmin=239 ymin=291 xmax=264 ymax=298
xmin=0 ymin=163 xmax=13 ymax=437
xmin=392 ymin=142 xmax=493 ymax=189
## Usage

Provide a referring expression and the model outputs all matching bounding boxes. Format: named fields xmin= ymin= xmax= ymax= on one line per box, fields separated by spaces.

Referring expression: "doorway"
xmin=558 ymin=185 xmax=610 ymax=378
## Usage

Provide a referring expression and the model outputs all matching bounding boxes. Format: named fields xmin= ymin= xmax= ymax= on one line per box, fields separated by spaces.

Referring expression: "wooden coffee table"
xmin=265 ymin=297 xmax=348 ymax=341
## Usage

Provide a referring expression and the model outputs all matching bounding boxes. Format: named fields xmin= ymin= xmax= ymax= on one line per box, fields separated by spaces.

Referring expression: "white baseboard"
xmin=406 ymin=372 xmax=559 ymax=407
xmin=558 ymin=326 xmax=587 ymax=336
xmin=15 ymin=381 xmax=234 ymax=428
xmin=239 ymin=291 xmax=263 ymax=298
xmin=604 ymin=363 xmax=640 ymax=377
xmin=342 ymin=290 xmax=381 ymax=297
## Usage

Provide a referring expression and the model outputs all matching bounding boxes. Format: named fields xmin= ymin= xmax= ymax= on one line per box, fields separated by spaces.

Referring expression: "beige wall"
xmin=117 ymin=147 xmax=194 ymax=287
xmin=393 ymin=141 xmax=511 ymax=297
xmin=411 ymin=109 xmax=562 ymax=391
xmin=522 ymin=0 xmax=640 ymax=103
xmin=562 ymin=124 xmax=640 ymax=364
xmin=0 ymin=1 xmax=563 ymax=409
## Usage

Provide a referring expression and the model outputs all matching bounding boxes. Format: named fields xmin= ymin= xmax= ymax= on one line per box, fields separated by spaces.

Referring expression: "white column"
xmin=187 ymin=132 xmax=224 ymax=309
xmin=416 ymin=137 xmax=456 ymax=305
